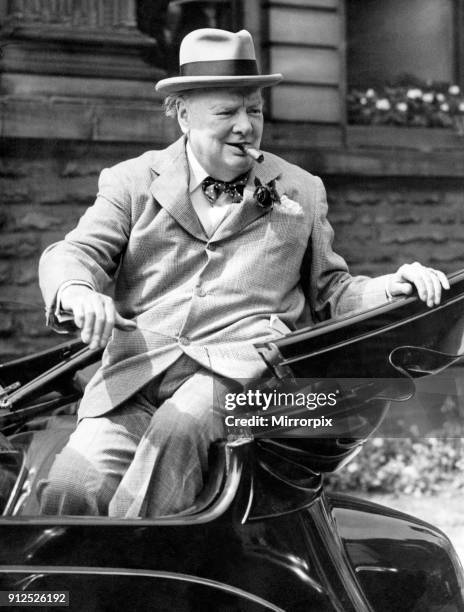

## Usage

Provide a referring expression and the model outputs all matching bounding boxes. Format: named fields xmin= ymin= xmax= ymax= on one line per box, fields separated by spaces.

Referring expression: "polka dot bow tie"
xmin=201 ymin=173 xmax=248 ymax=205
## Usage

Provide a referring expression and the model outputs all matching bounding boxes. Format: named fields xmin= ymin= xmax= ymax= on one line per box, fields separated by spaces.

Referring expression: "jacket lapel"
xmin=150 ymin=136 xmax=207 ymax=242
xmin=210 ymin=152 xmax=282 ymax=243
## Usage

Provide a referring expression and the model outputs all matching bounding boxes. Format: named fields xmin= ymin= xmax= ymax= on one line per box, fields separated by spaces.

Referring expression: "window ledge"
xmin=2 ymin=98 xmax=464 ymax=177
xmin=266 ymin=124 xmax=464 ymax=177
xmin=347 ymin=125 xmax=464 ymax=152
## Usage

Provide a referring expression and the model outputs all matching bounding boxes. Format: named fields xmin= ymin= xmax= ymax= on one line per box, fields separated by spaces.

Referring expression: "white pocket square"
xmin=280 ymin=195 xmax=303 ymax=214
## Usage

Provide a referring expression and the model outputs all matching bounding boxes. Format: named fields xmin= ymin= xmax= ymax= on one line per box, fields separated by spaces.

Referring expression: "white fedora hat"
xmin=156 ymin=28 xmax=283 ymax=94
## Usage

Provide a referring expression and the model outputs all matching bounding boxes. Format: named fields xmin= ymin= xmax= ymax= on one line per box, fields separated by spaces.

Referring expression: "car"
xmin=0 ymin=272 xmax=464 ymax=611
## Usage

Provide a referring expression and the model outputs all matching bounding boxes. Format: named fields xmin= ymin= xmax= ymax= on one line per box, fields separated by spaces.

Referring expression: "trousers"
xmin=38 ymin=354 xmax=239 ymax=517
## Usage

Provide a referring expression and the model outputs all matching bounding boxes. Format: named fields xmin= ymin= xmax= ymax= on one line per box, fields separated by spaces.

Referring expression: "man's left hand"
xmin=387 ymin=262 xmax=450 ymax=307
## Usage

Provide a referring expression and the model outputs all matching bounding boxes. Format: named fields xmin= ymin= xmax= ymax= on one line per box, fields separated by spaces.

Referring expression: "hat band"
xmin=180 ymin=59 xmax=259 ymax=77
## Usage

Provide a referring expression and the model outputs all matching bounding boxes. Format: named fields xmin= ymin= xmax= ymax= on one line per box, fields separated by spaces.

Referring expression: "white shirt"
xmin=186 ymin=141 xmax=236 ymax=237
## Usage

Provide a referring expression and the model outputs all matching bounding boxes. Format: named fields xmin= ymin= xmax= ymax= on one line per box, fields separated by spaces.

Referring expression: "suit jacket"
xmin=39 ymin=136 xmax=389 ymax=417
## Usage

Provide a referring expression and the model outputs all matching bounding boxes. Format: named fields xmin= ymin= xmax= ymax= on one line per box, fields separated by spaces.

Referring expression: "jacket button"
xmin=207 ymin=244 xmax=216 ymax=251
xmin=178 ymin=336 xmax=190 ymax=346
xmin=195 ymin=287 xmax=206 ymax=297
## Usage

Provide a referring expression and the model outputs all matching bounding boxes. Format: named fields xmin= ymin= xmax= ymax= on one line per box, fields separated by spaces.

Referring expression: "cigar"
xmin=237 ymin=144 xmax=264 ymax=163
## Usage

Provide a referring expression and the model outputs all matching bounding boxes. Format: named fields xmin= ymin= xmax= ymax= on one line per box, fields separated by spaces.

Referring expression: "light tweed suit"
xmin=38 ymin=135 xmax=389 ymax=516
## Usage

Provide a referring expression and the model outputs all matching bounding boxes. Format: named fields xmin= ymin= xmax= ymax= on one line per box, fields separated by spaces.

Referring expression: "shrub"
xmin=325 ymin=435 xmax=464 ymax=496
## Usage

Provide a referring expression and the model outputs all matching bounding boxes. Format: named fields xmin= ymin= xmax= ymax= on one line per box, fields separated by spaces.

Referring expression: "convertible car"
xmin=0 ymin=271 xmax=463 ymax=611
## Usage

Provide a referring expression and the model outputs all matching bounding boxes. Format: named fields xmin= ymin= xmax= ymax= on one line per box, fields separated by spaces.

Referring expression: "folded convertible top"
xmin=255 ymin=269 xmax=464 ymax=380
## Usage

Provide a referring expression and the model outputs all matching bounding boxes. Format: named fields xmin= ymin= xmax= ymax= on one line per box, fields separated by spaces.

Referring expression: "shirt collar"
xmin=186 ymin=141 xmax=209 ymax=193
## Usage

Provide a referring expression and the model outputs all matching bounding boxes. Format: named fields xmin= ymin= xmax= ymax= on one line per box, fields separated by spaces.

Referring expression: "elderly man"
xmin=38 ymin=29 xmax=448 ymax=517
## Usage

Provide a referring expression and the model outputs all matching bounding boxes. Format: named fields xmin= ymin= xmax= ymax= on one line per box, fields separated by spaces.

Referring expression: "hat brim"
xmin=155 ymin=74 xmax=283 ymax=94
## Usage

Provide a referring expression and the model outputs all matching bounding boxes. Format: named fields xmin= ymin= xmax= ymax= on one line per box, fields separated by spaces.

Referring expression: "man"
xmin=38 ymin=28 xmax=448 ymax=517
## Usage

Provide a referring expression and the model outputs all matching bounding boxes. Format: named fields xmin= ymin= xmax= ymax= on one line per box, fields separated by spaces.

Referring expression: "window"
xmin=346 ymin=0 xmax=464 ymax=131
xmin=137 ymin=0 xmax=243 ymax=73
xmin=347 ymin=0 xmax=457 ymax=90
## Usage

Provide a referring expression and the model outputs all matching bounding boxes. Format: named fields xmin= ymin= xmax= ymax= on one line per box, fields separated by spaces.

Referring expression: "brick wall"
xmin=0 ymin=138 xmax=146 ymax=360
xmin=1 ymin=140 xmax=463 ymax=360
xmin=326 ymin=175 xmax=464 ymax=277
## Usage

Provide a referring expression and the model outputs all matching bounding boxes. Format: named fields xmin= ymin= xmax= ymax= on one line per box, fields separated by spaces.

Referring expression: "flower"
xmin=348 ymin=80 xmax=464 ymax=133
xmin=376 ymin=98 xmax=391 ymax=111
xmin=407 ymin=88 xmax=423 ymax=99
xmin=253 ymin=178 xmax=280 ymax=209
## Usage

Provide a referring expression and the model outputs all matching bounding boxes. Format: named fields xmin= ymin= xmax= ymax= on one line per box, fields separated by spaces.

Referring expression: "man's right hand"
xmin=60 ymin=285 xmax=136 ymax=349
